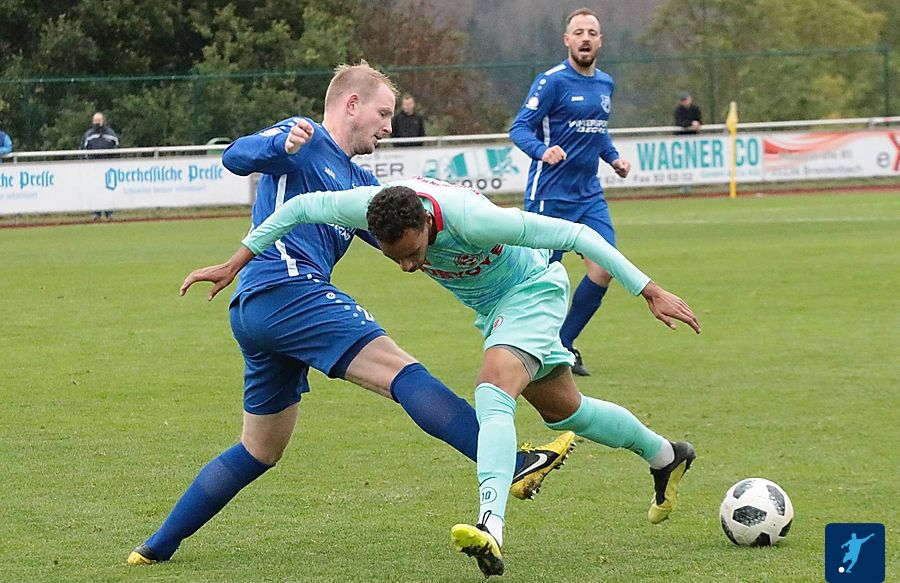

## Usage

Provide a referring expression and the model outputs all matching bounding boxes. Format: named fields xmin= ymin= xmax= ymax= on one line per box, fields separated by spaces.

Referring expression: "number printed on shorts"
xmin=356 ymin=305 xmax=374 ymax=321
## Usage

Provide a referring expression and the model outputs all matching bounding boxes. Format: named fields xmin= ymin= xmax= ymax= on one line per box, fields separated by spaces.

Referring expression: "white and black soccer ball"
xmin=719 ymin=478 xmax=793 ymax=546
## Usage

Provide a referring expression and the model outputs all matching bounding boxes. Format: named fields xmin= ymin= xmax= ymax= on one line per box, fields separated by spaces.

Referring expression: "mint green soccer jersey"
xmin=242 ymin=176 xmax=650 ymax=315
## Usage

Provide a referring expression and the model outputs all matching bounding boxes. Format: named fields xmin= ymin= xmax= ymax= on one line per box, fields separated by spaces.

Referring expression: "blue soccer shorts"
xmin=525 ymin=196 xmax=616 ymax=262
xmin=229 ymin=278 xmax=386 ymax=415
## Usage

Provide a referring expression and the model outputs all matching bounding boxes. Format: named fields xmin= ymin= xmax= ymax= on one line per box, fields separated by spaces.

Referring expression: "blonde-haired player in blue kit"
xmin=129 ymin=63 xmax=573 ymax=567
xmin=182 ymin=176 xmax=701 ymax=578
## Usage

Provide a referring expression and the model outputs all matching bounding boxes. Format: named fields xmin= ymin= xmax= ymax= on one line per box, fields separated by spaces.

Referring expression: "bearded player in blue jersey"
xmin=127 ymin=63 xmax=573 ymax=566
xmin=510 ymin=7 xmax=631 ymax=377
xmin=182 ymin=175 xmax=700 ymax=577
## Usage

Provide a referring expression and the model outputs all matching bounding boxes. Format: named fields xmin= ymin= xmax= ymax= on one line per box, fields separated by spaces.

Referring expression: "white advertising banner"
xmin=0 ymin=156 xmax=251 ymax=215
xmin=756 ymin=131 xmax=899 ymax=181
xmin=355 ymin=145 xmax=527 ymax=195
xmin=2 ymin=130 xmax=896 ymax=215
xmin=356 ymin=129 xmax=899 ymax=195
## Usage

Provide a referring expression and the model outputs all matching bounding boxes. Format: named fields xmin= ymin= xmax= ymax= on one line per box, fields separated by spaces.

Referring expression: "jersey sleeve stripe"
xmin=273 ymin=173 xmax=299 ymax=276
xmin=528 ymin=115 xmax=552 ymax=201
xmin=543 ymin=63 xmax=566 ymax=76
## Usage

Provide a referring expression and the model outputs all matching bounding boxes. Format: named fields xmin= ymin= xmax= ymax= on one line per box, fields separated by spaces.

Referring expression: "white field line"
xmin=618 ymin=215 xmax=900 ymax=226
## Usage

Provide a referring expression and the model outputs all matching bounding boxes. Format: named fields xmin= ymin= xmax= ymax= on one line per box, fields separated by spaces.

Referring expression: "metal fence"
xmin=0 ymin=46 xmax=894 ymax=152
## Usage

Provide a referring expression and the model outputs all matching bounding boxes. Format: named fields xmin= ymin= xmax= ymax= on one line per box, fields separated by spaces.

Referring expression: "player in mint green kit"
xmin=183 ymin=176 xmax=701 ymax=578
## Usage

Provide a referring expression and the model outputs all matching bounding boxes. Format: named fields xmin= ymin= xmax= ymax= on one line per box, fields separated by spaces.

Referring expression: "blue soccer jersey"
xmin=509 ymin=60 xmax=621 ymax=203
xmin=222 ymin=117 xmax=380 ymax=296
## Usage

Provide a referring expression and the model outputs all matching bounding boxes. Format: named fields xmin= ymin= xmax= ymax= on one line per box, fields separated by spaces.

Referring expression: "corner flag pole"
xmin=726 ymin=101 xmax=739 ymax=199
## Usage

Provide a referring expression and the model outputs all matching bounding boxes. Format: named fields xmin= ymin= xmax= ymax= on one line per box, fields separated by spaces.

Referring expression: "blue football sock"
xmin=390 ymin=363 xmax=528 ymax=472
xmin=390 ymin=363 xmax=480 ymax=461
xmin=559 ymin=276 xmax=608 ymax=348
xmin=145 ymin=442 xmax=272 ymax=559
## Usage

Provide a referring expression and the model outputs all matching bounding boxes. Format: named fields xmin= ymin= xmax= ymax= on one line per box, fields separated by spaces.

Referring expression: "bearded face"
xmin=564 ymin=14 xmax=602 ymax=71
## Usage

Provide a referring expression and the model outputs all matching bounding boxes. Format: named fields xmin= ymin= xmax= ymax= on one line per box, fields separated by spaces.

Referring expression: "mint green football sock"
xmin=473 ymin=383 xmax=517 ymax=545
xmin=547 ymin=395 xmax=665 ymax=462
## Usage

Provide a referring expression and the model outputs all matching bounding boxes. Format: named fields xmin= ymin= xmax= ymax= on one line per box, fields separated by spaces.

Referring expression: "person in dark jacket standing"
xmin=391 ymin=94 xmax=426 ymax=146
xmin=673 ymin=92 xmax=702 ymax=134
xmin=82 ymin=111 xmax=119 ymax=151
xmin=81 ymin=111 xmax=119 ymax=219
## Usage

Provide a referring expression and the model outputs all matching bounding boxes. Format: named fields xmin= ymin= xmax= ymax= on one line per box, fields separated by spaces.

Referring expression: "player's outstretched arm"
xmin=462 ymin=200 xmax=701 ymax=334
xmin=639 ymin=282 xmax=701 ymax=334
xmin=180 ymin=246 xmax=255 ymax=301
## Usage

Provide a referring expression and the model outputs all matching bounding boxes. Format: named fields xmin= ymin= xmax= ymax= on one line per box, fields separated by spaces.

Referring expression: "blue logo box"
xmin=824 ymin=523 xmax=885 ymax=583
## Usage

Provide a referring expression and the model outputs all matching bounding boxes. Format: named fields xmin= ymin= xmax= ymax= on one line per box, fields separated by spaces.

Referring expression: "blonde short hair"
xmin=324 ymin=60 xmax=397 ymax=109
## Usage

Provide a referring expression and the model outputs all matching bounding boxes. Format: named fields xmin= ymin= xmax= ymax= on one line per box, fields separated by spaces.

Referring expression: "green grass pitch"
xmin=1 ymin=192 xmax=897 ymax=582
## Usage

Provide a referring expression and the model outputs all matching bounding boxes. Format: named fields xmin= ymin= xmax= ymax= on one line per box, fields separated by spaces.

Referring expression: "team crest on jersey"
xmin=454 ymin=254 xmax=481 ymax=268
xmin=526 ymin=95 xmax=540 ymax=110
xmin=600 ymin=94 xmax=611 ymax=113
xmin=491 ymin=316 xmax=504 ymax=332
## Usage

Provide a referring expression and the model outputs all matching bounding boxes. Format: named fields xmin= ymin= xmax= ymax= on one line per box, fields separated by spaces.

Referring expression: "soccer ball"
xmin=719 ymin=478 xmax=793 ymax=546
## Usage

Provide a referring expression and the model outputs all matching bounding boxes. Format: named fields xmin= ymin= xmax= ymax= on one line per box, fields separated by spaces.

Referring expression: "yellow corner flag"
xmin=726 ymin=101 xmax=738 ymax=133
xmin=726 ymin=101 xmax=739 ymax=198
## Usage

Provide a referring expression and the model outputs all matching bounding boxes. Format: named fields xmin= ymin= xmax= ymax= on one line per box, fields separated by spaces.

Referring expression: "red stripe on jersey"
xmin=417 ymin=192 xmax=444 ymax=232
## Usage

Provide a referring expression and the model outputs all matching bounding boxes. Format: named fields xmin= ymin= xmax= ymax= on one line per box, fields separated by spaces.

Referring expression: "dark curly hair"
xmin=366 ymin=186 xmax=427 ymax=244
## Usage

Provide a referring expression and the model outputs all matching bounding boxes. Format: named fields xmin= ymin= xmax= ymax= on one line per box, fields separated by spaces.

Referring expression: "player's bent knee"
xmin=345 ymin=335 xmax=417 ymax=397
xmin=523 ymin=377 xmax=582 ymax=424
xmin=584 ymin=260 xmax=612 ymax=285
xmin=241 ymin=405 xmax=297 ymax=464
xmin=242 ymin=441 xmax=285 ymax=466
xmin=536 ymin=402 xmax=579 ymax=425
xmin=588 ymin=271 xmax=613 ymax=286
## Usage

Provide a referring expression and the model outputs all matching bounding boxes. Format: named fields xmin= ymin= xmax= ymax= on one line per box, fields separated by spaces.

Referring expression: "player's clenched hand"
xmin=284 ymin=119 xmax=314 ymax=154
xmin=639 ymin=282 xmax=701 ymax=334
xmin=611 ymin=158 xmax=631 ymax=178
xmin=541 ymin=145 xmax=567 ymax=165
xmin=180 ymin=263 xmax=239 ymax=301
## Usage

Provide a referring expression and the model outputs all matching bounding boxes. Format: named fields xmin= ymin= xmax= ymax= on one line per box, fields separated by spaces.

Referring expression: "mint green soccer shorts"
xmin=474 ymin=261 xmax=576 ymax=381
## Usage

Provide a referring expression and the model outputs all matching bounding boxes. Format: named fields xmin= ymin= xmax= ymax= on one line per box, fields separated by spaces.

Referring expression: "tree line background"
xmin=0 ymin=0 xmax=896 ymax=151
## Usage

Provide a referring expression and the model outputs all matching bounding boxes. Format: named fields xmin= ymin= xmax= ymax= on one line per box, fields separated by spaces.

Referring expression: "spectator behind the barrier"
xmin=391 ymin=94 xmax=426 ymax=147
xmin=81 ymin=111 xmax=119 ymax=220
xmin=82 ymin=111 xmax=119 ymax=151
xmin=0 ymin=127 xmax=12 ymax=156
xmin=673 ymin=91 xmax=702 ymax=134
